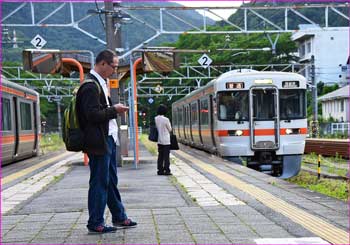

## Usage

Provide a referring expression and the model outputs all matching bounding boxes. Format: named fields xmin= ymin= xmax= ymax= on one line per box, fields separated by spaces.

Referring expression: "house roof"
xmin=318 ymin=85 xmax=350 ymax=101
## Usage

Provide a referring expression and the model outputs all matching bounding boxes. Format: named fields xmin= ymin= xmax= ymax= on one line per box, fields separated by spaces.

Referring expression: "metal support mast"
xmin=310 ymin=55 xmax=318 ymax=138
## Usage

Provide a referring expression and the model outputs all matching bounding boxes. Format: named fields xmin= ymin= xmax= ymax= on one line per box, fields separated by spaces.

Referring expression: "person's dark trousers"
xmin=87 ymin=136 xmax=127 ymax=230
xmin=157 ymin=144 xmax=171 ymax=173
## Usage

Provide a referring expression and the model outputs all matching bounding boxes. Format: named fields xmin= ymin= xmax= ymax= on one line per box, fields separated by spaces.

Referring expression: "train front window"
xmin=20 ymin=102 xmax=32 ymax=130
xmin=252 ymin=89 xmax=276 ymax=120
xmin=218 ymin=91 xmax=248 ymax=121
xmin=280 ymin=90 xmax=306 ymax=119
xmin=1 ymin=98 xmax=12 ymax=131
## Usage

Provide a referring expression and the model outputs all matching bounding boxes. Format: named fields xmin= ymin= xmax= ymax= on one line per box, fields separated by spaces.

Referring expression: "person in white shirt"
xmin=155 ymin=104 xmax=172 ymax=175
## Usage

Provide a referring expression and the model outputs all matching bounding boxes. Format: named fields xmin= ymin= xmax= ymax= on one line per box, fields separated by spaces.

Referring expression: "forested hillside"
xmin=226 ymin=0 xmax=348 ymax=30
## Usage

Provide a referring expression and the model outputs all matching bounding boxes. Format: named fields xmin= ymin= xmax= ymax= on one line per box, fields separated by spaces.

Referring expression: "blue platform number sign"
xmin=31 ymin=34 xmax=47 ymax=49
xmin=148 ymin=98 xmax=154 ymax=104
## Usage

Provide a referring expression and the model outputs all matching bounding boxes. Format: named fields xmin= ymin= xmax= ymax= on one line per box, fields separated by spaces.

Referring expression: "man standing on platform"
xmin=76 ymin=49 xmax=137 ymax=233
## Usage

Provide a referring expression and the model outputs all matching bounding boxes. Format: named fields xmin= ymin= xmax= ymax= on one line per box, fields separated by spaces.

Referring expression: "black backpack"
xmin=62 ymin=79 xmax=101 ymax=151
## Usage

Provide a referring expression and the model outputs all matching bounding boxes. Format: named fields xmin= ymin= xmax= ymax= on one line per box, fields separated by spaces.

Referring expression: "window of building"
xmin=20 ymin=102 xmax=32 ymax=130
xmin=306 ymin=42 xmax=311 ymax=53
xmin=341 ymin=99 xmax=344 ymax=112
xmin=1 ymin=98 xmax=12 ymax=131
xmin=299 ymin=44 xmax=305 ymax=57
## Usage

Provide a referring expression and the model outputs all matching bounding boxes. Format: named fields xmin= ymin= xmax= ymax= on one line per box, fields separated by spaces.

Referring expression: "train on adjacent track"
xmin=1 ymin=75 xmax=41 ymax=165
xmin=172 ymin=70 xmax=308 ymax=178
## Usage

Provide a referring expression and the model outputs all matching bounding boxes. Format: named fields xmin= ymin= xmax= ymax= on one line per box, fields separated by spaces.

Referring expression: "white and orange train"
xmin=1 ymin=75 xmax=41 ymax=165
xmin=172 ymin=70 xmax=307 ymax=178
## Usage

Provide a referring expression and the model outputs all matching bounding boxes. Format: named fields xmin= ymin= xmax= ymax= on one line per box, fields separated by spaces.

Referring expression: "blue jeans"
xmin=87 ymin=136 xmax=127 ymax=229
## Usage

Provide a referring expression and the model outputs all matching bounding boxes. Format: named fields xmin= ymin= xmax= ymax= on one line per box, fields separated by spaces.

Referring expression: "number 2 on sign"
xmin=201 ymin=56 xmax=208 ymax=66
xmin=35 ymin=37 xmax=44 ymax=48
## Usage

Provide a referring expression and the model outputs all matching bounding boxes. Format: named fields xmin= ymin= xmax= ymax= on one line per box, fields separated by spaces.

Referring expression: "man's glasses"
xmin=108 ymin=63 xmax=118 ymax=71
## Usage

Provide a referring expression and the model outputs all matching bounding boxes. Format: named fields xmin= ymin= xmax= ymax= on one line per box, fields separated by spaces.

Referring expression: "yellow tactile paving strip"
xmin=176 ymin=151 xmax=349 ymax=245
xmin=2 ymin=151 xmax=74 ymax=185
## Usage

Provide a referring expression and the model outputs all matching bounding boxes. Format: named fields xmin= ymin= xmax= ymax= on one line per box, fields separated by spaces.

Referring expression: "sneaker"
xmin=157 ymin=171 xmax=164 ymax=175
xmin=113 ymin=219 xmax=137 ymax=228
xmin=163 ymin=172 xmax=172 ymax=176
xmin=88 ymin=225 xmax=117 ymax=234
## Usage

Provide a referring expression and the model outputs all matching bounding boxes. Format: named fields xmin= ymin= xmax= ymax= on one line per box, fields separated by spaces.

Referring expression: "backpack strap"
xmin=83 ymin=79 xmax=101 ymax=95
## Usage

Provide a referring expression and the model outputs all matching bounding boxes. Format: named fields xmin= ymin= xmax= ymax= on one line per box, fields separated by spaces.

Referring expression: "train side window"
xmin=172 ymin=108 xmax=177 ymax=133
xmin=1 ymin=98 xmax=12 ymax=131
xmin=200 ymin=99 xmax=209 ymax=125
xmin=185 ymin=106 xmax=190 ymax=126
xmin=178 ymin=107 xmax=183 ymax=126
xmin=191 ymin=102 xmax=198 ymax=125
xmin=20 ymin=102 xmax=32 ymax=130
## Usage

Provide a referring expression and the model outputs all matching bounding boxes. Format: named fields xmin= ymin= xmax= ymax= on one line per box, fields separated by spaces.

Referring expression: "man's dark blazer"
xmin=76 ymin=73 xmax=118 ymax=155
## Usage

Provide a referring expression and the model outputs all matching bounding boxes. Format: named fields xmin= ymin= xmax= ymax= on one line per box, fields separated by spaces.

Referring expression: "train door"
xmin=13 ymin=96 xmax=19 ymax=157
xmin=182 ymin=105 xmax=188 ymax=140
xmin=198 ymin=100 xmax=204 ymax=145
xmin=249 ymin=86 xmax=280 ymax=150
xmin=17 ymin=98 xmax=34 ymax=157
xmin=184 ymin=105 xmax=190 ymax=142
xmin=199 ymin=97 xmax=210 ymax=146
xmin=209 ymin=95 xmax=216 ymax=148
xmin=33 ymin=101 xmax=39 ymax=154
xmin=190 ymin=102 xmax=198 ymax=143
xmin=178 ymin=107 xmax=183 ymax=139
xmin=1 ymin=95 xmax=15 ymax=163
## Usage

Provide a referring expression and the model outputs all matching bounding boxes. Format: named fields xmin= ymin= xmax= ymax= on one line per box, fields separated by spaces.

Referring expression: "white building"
xmin=318 ymin=85 xmax=349 ymax=122
xmin=291 ymin=25 xmax=349 ymax=85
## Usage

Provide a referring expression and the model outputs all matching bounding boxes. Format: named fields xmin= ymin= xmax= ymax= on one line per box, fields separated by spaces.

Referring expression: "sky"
xmin=172 ymin=1 xmax=244 ymax=21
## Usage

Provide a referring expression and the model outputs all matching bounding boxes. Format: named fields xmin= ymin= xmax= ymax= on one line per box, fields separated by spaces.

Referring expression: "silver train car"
xmin=1 ymin=75 xmax=41 ymax=165
xmin=172 ymin=70 xmax=307 ymax=178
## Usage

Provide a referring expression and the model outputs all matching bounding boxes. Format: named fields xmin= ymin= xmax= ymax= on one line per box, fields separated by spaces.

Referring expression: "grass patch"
xmin=302 ymin=153 xmax=348 ymax=177
xmin=40 ymin=133 xmax=65 ymax=153
xmin=288 ymin=171 xmax=348 ymax=201
xmin=139 ymin=134 xmax=158 ymax=155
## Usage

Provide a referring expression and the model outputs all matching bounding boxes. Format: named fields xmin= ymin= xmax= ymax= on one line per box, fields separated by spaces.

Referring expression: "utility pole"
xmin=105 ymin=1 xmax=122 ymax=106
xmin=105 ymin=1 xmax=126 ymax=165
xmin=311 ymin=55 xmax=318 ymax=138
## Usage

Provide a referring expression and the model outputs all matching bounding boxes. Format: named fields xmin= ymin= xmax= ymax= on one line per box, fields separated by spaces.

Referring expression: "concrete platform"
xmin=1 ymin=142 xmax=348 ymax=244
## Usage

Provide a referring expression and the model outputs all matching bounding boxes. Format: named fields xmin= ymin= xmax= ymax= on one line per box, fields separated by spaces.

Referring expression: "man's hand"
xmin=114 ymin=103 xmax=129 ymax=113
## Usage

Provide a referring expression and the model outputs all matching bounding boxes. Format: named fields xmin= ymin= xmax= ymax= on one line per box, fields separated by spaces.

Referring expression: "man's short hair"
xmin=157 ymin=104 xmax=168 ymax=115
xmin=96 ymin=49 xmax=117 ymax=64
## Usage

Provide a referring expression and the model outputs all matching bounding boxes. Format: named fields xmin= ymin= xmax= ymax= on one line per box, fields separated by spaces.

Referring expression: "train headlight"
xmin=285 ymin=128 xmax=300 ymax=135
xmin=285 ymin=128 xmax=293 ymax=135
xmin=235 ymin=130 xmax=243 ymax=136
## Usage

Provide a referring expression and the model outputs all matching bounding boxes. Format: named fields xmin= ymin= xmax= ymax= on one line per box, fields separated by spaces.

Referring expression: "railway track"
xmin=304 ymin=138 xmax=349 ymax=159
xmin=301 ymin=161 xmax=348 ymax=180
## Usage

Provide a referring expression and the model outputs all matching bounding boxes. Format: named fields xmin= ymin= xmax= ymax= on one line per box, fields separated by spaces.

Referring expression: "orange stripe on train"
xmin=2 ymin=134 xmax=37 ymax=144
xmin=216 ymin=128 xmax=307 ymax=136
xmin=1 ymin=86 xmax=37 ymax=101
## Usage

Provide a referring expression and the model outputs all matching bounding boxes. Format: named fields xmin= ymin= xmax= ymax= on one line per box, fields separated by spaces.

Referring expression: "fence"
xmin=331 ymin=123 xmax=350 ymax=134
